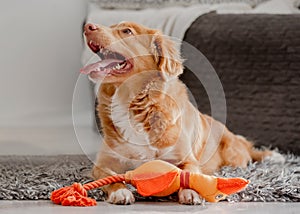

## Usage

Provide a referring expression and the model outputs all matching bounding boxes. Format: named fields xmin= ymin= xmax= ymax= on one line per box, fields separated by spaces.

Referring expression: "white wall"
xmin=0 ymin=0 xmax=97 ymax=155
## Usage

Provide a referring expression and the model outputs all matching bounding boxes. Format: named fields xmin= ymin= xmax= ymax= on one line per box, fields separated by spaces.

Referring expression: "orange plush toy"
xmin=51 ymin=160 xmax=249 ymax=206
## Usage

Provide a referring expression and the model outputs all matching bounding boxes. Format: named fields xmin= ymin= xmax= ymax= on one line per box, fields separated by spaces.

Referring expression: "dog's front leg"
xmin=92 ymin=153 xmax=135 ymax=205
xmin=178 ymin=163 xmax=204 ymax=205
xmin=105 ymin=183 xmax=135 ymax=205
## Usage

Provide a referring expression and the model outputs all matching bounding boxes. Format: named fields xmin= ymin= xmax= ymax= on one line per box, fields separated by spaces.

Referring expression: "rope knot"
xmin=50 ymin=182 xmax=96 ymax=206
xmin=72 ymin=183 xmax=87 ymax=196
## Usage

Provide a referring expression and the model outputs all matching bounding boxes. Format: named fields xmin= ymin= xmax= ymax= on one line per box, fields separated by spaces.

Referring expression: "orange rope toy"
xmin=51 ymin=160 xmax=249 ymax=206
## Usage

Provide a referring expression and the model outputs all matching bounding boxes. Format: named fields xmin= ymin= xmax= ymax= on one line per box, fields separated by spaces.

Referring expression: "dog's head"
xmin=81 ymin=21 xmax=183 ymax=83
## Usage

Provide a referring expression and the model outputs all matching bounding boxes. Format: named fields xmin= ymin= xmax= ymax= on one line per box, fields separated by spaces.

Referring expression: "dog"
xmin=80 ymin=21 xmax=283 ymax=205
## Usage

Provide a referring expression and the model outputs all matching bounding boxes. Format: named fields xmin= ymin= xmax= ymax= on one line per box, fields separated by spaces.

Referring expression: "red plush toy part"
xmin=51 ymin=160 xmax=249 ymax=206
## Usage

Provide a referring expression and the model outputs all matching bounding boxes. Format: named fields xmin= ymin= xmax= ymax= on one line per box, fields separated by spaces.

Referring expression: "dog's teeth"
xmin=112 ymin=64 xmax=119 ymax=70
xmin=116 ymin=64 xmax=121 ymax=70
xmin=120 ymin=62 xmax=126 ymax=69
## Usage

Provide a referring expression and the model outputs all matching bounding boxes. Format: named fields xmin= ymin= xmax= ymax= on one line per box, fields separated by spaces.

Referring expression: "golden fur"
xmin=82 ymin=22 xmax=274 ymax=205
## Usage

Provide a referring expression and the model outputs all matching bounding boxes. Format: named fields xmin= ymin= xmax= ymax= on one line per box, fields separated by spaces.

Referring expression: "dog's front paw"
xmin=178 ymin=189 xmax=203 ymax=205
xmin=107 ymin=188 xmax=135 ymax=205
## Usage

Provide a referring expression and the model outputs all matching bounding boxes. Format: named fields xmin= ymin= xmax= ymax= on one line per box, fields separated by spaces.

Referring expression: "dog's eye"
xmin=122 ymin=28 xmax=133 ymax=35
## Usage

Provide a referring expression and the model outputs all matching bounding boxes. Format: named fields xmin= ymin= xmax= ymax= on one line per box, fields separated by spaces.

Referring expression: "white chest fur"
xmin=107 ymin=78 xmax=183 ymax=164
xmin=110 ymin=89 xmax=150 ymax=146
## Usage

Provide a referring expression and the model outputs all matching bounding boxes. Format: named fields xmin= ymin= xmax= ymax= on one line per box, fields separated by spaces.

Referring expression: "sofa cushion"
xmin=182 ymin=12 xmax=300 ymax=154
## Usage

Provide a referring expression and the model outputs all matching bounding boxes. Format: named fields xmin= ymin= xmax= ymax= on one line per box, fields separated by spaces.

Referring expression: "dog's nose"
xmin=84 ymin=23 xmax=98 ymax=33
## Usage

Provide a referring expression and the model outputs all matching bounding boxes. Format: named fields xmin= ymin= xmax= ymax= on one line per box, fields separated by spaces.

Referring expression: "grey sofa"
xmin=181 ymin=12 xmax=300 ymax=154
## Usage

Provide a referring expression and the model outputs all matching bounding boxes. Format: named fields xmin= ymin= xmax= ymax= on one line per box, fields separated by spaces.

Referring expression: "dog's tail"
xmin=249 ymin=148 xmax=272 ymax=162
xmin=235 ymin=134 xmax=284 ymax=163
xmin=250 ymin=147 xmax=285 ymax=163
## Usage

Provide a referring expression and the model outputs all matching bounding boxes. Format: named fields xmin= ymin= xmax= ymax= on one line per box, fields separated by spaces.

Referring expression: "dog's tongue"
xmin=80 ymin=59 xmax=123 ymax=74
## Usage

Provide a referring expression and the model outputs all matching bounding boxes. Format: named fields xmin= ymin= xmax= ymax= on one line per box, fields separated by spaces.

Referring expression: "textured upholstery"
xmin=181 ymin=13 xmax=300 ymax=154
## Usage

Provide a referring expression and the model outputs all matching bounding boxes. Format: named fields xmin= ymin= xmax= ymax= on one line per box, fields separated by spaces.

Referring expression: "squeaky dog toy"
xmin=51 ymin=160 xmax=249 ymax=206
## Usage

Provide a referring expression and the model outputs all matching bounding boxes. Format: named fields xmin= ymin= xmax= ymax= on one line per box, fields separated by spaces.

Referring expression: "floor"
xmin=0 ymin=201 xmax=299 ymax=214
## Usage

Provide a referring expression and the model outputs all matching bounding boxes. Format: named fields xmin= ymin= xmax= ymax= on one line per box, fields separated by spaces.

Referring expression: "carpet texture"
xmin=0 ymin=154 xmax=299 ymax=202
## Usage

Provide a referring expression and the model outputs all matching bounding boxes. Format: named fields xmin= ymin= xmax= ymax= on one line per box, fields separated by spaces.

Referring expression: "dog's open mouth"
xmin=80 ymin=41 xmax=132 ymax=77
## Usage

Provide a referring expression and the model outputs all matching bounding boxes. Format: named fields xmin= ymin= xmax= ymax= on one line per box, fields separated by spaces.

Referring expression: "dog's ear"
xmin=151 ymin=32 xmax=183 ymax=78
